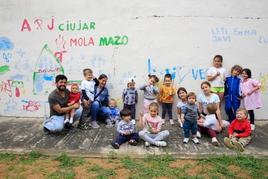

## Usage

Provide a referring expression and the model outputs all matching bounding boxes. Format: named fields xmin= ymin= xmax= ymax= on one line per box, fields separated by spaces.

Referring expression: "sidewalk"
xmin=0 ymin=117 xmax=267 ymax=158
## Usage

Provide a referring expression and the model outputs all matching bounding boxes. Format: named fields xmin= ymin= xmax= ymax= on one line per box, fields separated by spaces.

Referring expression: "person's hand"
xmin=229 ymin=134 xmax=233 ymax=138
xmin=139 ymin=112 xmax=144 ymax=119
xmin=151 ymin=128 xmax=158 ymax=134
xmin=82 ymin=99 xmax=90 ymax=107
xmin=181 ymin=118 xmax=184 ymax=124
xmin=247 ymin=91 xmax=252 ymax=96
xmin=217 ymin=126 xmax=222 ymax=132
xmin=72 ymin=103 xmax=79 ymax=109
xmin=124 ymin=131 xmax=131 ymax=135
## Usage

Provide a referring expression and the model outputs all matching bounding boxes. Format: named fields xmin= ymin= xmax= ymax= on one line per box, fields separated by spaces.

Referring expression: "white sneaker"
xmin=69 ymin=118 xmax=73 ymax=124
xmin=132 ymin=119 xmax=136 ymax=125
xmin=145 ymin=141 xmax=150 ymax=147
xmin=154 ymin=141 xmax=167 ymax=147
xmin=212 ymin=137 xmax=219 ymax=146
xmin=183 ymin=138 xmax=189 ymax=144
xmin=196 ymin=131 xmax=201 ymax=138
xmin=178 ymin=121 xmax=183 ymax=128
xmin=251 ymin=124 xmax=255 ymax=131
xmin=64 ymin=119 xmax=69 ymax=124
xmin=169 ymin=119 xmax=174 ymax=125
xmin=192 ymin=137 xmax=199 ymax=144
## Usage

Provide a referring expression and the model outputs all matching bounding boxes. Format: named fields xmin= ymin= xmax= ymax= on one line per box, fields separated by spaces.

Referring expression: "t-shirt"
xmin=197 ymin=93 xmax=220 ymax=114
xmin=117 ymin=120 xmax=135 ymax=134
xmin=142 ymin=113 xmax=164 ymax=133
xmin=176 ymin=101 xmax=187 ymax=109
xmin=206 ymin=67 xmax=227 ymax=87
xmin=181 ymin=103 xmax=199 ymax=122
xmin=81 ymin=79 xmax=95 ymax=101
xmin=48 ymin=89 xmax=69 ymax=116
xmin=204 ymin=114 xmax=218 ymax=131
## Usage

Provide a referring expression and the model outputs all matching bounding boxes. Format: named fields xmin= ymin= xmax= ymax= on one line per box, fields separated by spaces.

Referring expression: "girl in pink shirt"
xmin=240 ymin=68 xmax=262 ymax=130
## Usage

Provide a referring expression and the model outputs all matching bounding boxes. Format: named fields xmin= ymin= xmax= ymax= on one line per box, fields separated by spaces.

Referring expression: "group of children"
xmin=64 ymin=55 xmax=262 ymax=152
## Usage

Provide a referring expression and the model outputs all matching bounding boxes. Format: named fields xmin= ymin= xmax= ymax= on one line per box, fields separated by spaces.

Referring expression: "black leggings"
xmin=248 ymin=110 xmax=255 ymax=124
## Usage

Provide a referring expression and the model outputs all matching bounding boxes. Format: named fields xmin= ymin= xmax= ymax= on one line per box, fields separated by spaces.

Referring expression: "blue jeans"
xmin=43 ymin=107 xmax=82 ymax=132
xmin=90 ymin=101 xmax=110 ymax=122
xmin=139 ymin=130 xmax=170 ymax=145
xmin=115 ymin=133 xmax=139 ymax=145
xmin=183 ymin=120 xmax=197 ymax=138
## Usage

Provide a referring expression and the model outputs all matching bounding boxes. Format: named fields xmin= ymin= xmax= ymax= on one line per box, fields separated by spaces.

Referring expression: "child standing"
xmin=181 ymin=92 xmax=199 ymax=144
xmin=224 ymin=108 xmax=251 ymax=152
xmin=206 ymin=55 xmax=227 ymax=101
xmin=138 ymin=102 xmax=170 ymax=147
xmin=64 ymin=84 xmax=81 ymax=124
xmin=176 ymin=87 xmax=188 ymax=128
xmin=108 ymin=98 xmax=120 ymax=124
xmin=111 ymin=109 xmax=139 ymax=149
xmin=140 ymin=74 xmax=159 ymax=114
xmin=240 ymin=68 xmax=262 ymax=130
xmin=78 ymin=68 xmax=99 ymax=129
xmin=159 ymin=74 xmax=176 ymax=125
xmin=224 ymin=65 xmax=243 ymax=123
xmin=198 ymin=103 xmax=221 ymax=146
xmin=123 ymin=77 xmax=138 ymax=120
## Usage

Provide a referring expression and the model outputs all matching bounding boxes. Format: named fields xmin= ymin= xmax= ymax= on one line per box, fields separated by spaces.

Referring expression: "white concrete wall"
xmin=0 ymin=0 xmax=268 ymax=119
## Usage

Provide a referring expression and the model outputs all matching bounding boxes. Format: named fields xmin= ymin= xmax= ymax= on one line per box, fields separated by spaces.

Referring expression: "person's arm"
xmin=139 ymin=84 xmax=147 ymax=91
xmin=247 ymin=79 xmax=261 ymax=96
xmin=122 ymin=89 xmax=126 ymax=102
xmin=177 ymin=107 xmax=182 ymax=121
xmin=228 ymin=121 xmax=235 ymax=137
xmin=159 ymin=87 xmax=163 ymax=102
xmin=138 ymin=112 xmax=145 ymax=129
xmin=153 ymin=86 xmax=159 ymax=95
xmin=207 ymin=73 xmax=219 ymax=81
xmin=215 ymin=102 xmax=223 ymax=129
xmin=93 ymin=78 xmax=99 ymax=86
xmin=198 ymin=102 xmax=203 ymax=115
xmin=51 ymin=103 xmax=79 ymax=114
xmin=117 ymin=122 xmax=125 ymax=135
xmin=135 ymin=89 xmax=138 ymax=103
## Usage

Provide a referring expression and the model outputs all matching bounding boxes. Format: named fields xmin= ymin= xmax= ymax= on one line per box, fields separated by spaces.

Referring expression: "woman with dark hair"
xmin=89 ymin=74 xmax=113 ymax=128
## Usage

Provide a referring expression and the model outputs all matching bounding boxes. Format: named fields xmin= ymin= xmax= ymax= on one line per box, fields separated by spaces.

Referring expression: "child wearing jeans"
xmin=181 ymin=92 xmax=199 ymax=144
xmin=108 ymin=98 xmax=121 ymax=124
xmin=123 ymin=77 xmax=138 ymax=120
xmin=240 ymin=68 xmax=262 ymax=130
xmin=111 ymin=109 xmax=139 ymax=149
xmin=177 ymin=87 xmax=188 ymax=128
xmin=159 ymin=74 xmax=176 ymax=125
xmin=140 ymin=74 xmax=159 ymax=114
xmin=224 ymin=108 xmax=251 ymax=152
xmin=224 ymin=65 xmax=243 ymax=123
xmin=64 ymin=83 xmax=81 ymax=124
xmin=139 ymin=102 xmax=170 ymax=147
xmin=198 ymin=103 xmax=221 ymax=146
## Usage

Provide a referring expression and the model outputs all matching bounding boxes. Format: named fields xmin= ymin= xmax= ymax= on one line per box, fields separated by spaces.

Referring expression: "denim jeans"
xmin=90 ymin=101 xmax=110 ymax=122
xmin=183 ymin=120 xmax=197 ymax=138
xmin=139 ymin=130 xmax=170 ymax=145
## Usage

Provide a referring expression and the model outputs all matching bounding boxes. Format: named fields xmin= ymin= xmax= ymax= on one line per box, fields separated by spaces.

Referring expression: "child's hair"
xmin=120 ymin=108 xmax=132 ymax=118
xmin=213 ymin=55 xmax=223 ymax=62
xmin=71 ymin=83 xmax=79 ymax=89
xmin=237 ymin=108 xmax=248 ymax=117
xmin=187 ymin=92 xmax=196 ymax=100
xmin=177 ymin=87 xmax=187 ymax=99
xmin=200 ymin=81 xmax=211 ymax=89
xmin=164 ymin=73 xmax=172 ymax=80
xmin=206 ymin=103 xmax=217 ymax=114
xmin=55 ymin=74 xmax=67 ymax=82
xmin=231 ymin=65 xmax=243 ymax=74
xmin=242 ymin=68 xmax=252 ymax=78
xmin=149 ymin=102 xmax=159 ymax=110
xmin=83 ymin=68 xmax=93 ymax=76
xmin=109 ymin=98 xmax=117 ymax=106
xmin=148 ymin=74 xmax=159 ymax=83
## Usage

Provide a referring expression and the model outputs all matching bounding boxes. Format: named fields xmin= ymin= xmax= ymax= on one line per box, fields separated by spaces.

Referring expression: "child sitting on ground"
xmin=139 ymin=102 xmax=170 ymax=147
xmin=111 ymin=109 xmax=139 ymax=149
xmin=224 ymin=108 xmax=251 ymax=152
xmin=198 ymin=103 xmax=221 ymax=146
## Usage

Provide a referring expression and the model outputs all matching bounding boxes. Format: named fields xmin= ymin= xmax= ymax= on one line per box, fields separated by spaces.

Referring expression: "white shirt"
xmin=197 ymin=93 xmax=220 ymax=114
xmin=206 ymin=67 xmax=227 ymax=87
xmin=204 ymin=114 xmax=218 ymax=131
xmin=176 ymin=101 xmax=187 ymax=109
xmin=81 ymin=79 xmax=95 ymax=101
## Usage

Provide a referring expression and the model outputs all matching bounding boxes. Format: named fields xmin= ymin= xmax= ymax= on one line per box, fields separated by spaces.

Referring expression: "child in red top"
xmin=224 ymin=108 xmax=251 ymax=152
xmin=65 ymin=84 xmax=81 ymax=124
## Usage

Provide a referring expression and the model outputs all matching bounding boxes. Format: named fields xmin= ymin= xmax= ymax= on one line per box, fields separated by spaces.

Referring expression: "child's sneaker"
xmin=183 ymin=138 xmax=189 ymax=144
xmin=64 ymin=119 xmax=69 ymax=124
xmin=145 ymin=141 xmax=150 ymax=147
xmin=111 ymin=142 xmax=120 ymax=149
xmin=224 ymin=137 xmax=234 ymax=149
xmin=192 ymin=137 xmax=199 ymax=144
xmin=129 ymin=139 xmax=138 ymax=146
xmin=132 ymin=119 xmax=136 ymax=125
xmin=169 ymin=119 xmax=174 ymax=125
xmin=105 ymin=119 xmax=114 ymax=128
xmin=178 ymin=121 xmax=183 ymax=128
xmin=69 ymin=118 xmax=73 ymax=124
xmin=234 ymin=142 xmax=245 ymax=152
xmin=212 ymin=137 xmax=219 ymax=146
xmin=196 ymin=131 xmax=201 ymax=138
xmin=90 ymin=121 xmax=100 ymax=129
xmin=43 ymin=127 xmax=50 ymax=135
xmin=154 ymin=141 xmax=167 ymax=147
xmin=251 ymin=124 xmax=255 ymax=131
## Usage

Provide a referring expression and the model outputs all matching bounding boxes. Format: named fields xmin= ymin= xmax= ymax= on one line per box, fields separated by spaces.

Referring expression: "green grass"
xmin=88 ymin=164 xmax=116 ymax=178
xmin=55 ymin=153 xmax=85 ymax=168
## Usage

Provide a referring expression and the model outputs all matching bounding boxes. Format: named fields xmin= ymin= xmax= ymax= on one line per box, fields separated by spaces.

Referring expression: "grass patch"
xmin=55 ymin=153 xmax=85 ymax=168
xmin=88 ymin=164 xmax=116 ymax=178
xmin=46 ymin=169 xmax=75 ymax=179
xmin=0 ymin=152 xmax=16 ymax=161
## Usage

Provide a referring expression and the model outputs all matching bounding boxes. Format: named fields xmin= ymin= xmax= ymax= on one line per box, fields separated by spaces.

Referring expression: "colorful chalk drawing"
xmin=22 ymin=99 xmax=41 ymax=112
xmin=0 ymin=37 xmax=14 ymax=51
xmin=33 ymin=44 xmax=64 ymax=95
xmin=259 ymin=72 xmax=268 ymax=94
xmin=0 ymin=65 xmax=10 ymax=74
